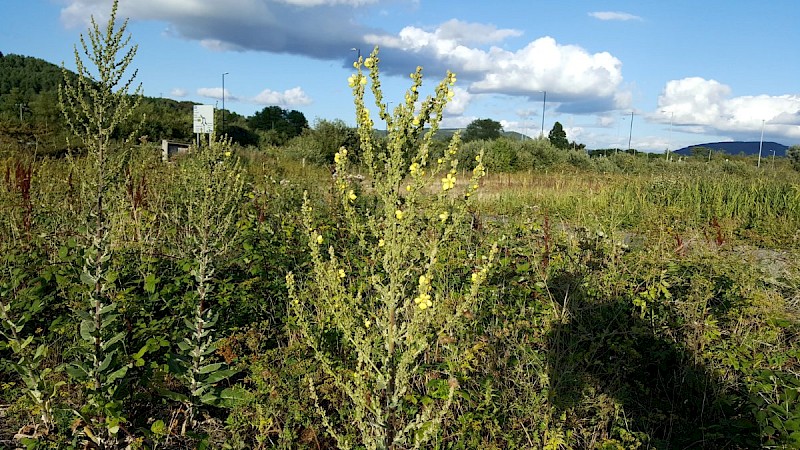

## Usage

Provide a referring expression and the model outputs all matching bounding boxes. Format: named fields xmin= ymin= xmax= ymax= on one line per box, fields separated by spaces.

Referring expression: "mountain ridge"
xmin=674 ymin=141 xmax=789 ymax=157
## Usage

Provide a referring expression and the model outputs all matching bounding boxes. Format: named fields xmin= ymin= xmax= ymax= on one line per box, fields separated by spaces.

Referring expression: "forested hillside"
xmin=0 ymin=53 xmax=309 ymax=155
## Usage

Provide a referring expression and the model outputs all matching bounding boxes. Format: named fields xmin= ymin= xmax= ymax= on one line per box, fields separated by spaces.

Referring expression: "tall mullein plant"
xmin=166 ymin=137 xmax=245 ymax=431
xmin=287 ymin=48 xmax=496 ymax=450
xmin=58 ymin=1 xmax=142 ymax=447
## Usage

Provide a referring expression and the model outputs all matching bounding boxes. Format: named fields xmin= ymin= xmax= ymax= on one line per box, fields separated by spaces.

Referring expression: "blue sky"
xmin=3 ymin=0 xmax=799 ymax=151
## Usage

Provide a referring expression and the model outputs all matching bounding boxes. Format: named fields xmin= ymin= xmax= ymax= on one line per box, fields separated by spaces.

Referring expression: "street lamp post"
xmin=662 ymin=110 xmax=674 ymax=161
xmin=351 ymin=47 xmax=361 ymax=62
xmin=757 ymin=119 xmax=765 ymax=168
xmin=627 ymin=111 xmax=634 ymax=154
xmin=222 ymin=72 xmax=229 ymax=135
xmin=540 ymin=90 xmax=547 ymax=137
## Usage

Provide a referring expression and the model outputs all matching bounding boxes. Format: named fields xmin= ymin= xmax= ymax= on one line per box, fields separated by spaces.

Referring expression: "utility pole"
xmin=757 ymin=119 xmax=765 ymax=168
xmin=627 ymin=111 xmax=634 ymax=153
xmin=222 ymin=72 xmax=229 ymax=136
xmin=540 ymin=90 xmax=547 ymax=137
xmin=662 ymin=110 xmax=674 ymax=161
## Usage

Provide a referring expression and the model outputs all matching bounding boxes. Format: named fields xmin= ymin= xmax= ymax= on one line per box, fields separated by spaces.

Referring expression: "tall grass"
xmin=472 ymin=170 xmax=800 ymax=248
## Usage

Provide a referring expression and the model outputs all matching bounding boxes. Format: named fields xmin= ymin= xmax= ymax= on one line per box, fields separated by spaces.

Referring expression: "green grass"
xmin=1 ymin=145 xmax=799 ymax=449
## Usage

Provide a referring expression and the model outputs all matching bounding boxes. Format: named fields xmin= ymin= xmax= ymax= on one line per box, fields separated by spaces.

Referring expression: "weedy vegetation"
xmin=0 ymin=2 xmax=799 ymax=449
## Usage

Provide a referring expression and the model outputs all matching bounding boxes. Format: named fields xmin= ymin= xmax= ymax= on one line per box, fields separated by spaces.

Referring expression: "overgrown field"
xmin=1 ymin=4 xmax=800 ymax=449
xmin=2 ymin=135 xmax=800 ymax=449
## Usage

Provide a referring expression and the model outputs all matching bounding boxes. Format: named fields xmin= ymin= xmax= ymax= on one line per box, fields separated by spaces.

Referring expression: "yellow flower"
xmin=406 ymin=185 xmax=412 ymax=192
xmin=348 ymin=75 xmax=357 ymax=87
xmin=441 ymin=173 xmax=456 ymax=191
xmin=419 ymin=274 xmax=430 ymax=286
xmin=395 ymin=209 xmax=404 ymax=220
xmin=364 ymin=57 xmax=375 ymax=68
xmin=471 ymin=272 xmax=478 ymax=283
xmin=414 ymin=293 xmax=433 ymax=310
xmin=437 ymin=158 xmax=444 ymax=164
xmin=447 ymin=90 xmax=455 ymax=100
xmin=364 ymin=319 xmax=372 ymax=329
xmin=224 ymin=151 xmax=231 ymax=157
xmin=439 ymin=211 xmax=449 ymax=222
xmin=334 ymin=148 xmax=348 ymax=164
xmin=338 ymin=269 xmax=346 ymax=279
xmin=409 ymin=162 xmax=420 ymax=176
xmin=348 ymin=190 xmax=357 ymax=201
xmin=316 ymin=235 xmax=324 ymax=245
xmin=378 ymin=238 xmax=385 ymax=247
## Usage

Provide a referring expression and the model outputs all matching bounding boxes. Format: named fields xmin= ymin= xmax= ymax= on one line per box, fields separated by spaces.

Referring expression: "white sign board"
xmin=193 ymin=105 xmax=214 ymax=134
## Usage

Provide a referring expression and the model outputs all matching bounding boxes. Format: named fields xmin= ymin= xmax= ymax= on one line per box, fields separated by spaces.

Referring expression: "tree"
xmin=306 ymin=118 xmax=359 ymax=164
xmin=548 ymin=121 xmax=569 ymax=149
xmin=247 ymin=105 xmax=308 ymax=144
xmin=788 ymin=145 xmax=800 ymax=171
xmin=463 ymin=118 xmax=502 ymax=141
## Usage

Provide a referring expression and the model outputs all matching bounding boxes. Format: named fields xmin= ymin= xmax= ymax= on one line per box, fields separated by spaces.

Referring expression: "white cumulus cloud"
xmin=435 ymin=19 xmax=523 ymax=45
xmin=656 ymin=77 xmax=800 ymax=140
xmin=275 ymin=0 xmax=378 ymax=5
xmin=588 ymin=11 xmax=643 ymax=21
xmin=367 ymin=26 xmax=629 ymax=114
xmin=444 ymin=87 xmax=473 ymax=115
xmin=253 ymin=87 xmax=312 ymax=106
xmin=170 ymin=88 xmax=188 ymax=98
xmin=59 ymin=0 xmax=631 ymax=116
xmin=197 ymin=87 xmax=236 ymax=101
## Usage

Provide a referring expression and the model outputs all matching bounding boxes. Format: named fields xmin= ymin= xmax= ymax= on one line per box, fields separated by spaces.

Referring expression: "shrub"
xmin=788 ymin=145 xmax=800 ymax=171
xmin=287 ymin=47 xmax=496 ymax=449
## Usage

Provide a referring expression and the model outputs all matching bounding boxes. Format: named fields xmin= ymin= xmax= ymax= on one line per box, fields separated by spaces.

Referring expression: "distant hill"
xmin=674 ymin=141 xmax=788 ymax=157
xmin=414 ymin=128 xmax=531 ymax=141
xmin=0 ymin=53 xmax=80 ymax=96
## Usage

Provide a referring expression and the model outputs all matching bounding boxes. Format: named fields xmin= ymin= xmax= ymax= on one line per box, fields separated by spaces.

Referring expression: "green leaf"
xmin=199 ymin=391 xmax=219 ymax=405
xmin=151 ymin=419 xmax=167 ymax=436
xmin=102 ymin=331 xmax=126 ymax=350
xmin=106 ymin=364 xmax=129 ymax=384
xmin=99 ymin=303 xmax=117 ymax=315
xmin=197 ymin=363 xmax=223 ymax=374
xmin=98 ymin=354 xmax=112 ymax=372
xmin=133 ymin=344 xmax=148 ymax=360
xmin=201 ymin=342 xmax=219 ymax=356
xmin=65 ymin=362 xmax=89 ymax=380
xmin=156 ymin=388 xmax=189 ymax=403
xmin=215 ymin=386 xmax=251 ymax=408
xmin=101 ymin=314 xmax=120 ymax=329
xmin=80 ymin=320 xmax=96 ymax=342
xmin=144 ymin=273 xmax=157 ymax=294
xmin=20 ymin=335 xmax=34 ymax=350
xmin=33 ymin=344 xmax=46 ymax=361
xmin=80 ymin=270 xmax=97 ymax=287
xmin=203 ymin=368 xmax=238 ymax=384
